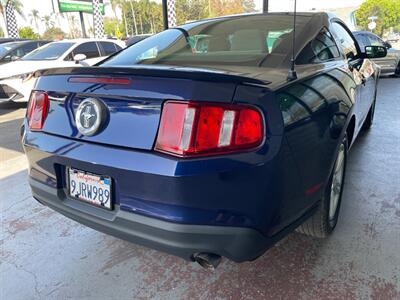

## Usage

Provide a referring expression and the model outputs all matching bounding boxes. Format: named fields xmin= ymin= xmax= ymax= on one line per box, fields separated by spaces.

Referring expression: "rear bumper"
xmin=0 ymin=78 xmax=34 ymax=102
xmin=23 ymin=130 xmax=283 ymax=232
xmin=30 ymin=178 xmax=270 ymax=262
xmin=0 ymin=83 xmax=23 ymax=102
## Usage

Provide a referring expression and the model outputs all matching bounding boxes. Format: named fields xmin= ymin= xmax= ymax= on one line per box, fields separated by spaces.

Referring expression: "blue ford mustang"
xmin=23 ymin=12 xmax=386 ymax=269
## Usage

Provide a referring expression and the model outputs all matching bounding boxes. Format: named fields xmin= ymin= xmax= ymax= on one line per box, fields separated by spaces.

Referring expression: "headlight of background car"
xmin=18 ymin=73 xmax=34 ymax=83
xmin=2 ymin=73 xmax=35 ymax=82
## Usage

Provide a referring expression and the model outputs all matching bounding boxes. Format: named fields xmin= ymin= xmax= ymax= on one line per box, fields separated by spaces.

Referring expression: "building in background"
xmin=314 ymin=7 xmax=359 ymax=30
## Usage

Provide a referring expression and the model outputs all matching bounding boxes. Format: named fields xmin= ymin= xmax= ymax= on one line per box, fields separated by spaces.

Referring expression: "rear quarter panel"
xmin=277 ymin=67 xmax=354 ymax=215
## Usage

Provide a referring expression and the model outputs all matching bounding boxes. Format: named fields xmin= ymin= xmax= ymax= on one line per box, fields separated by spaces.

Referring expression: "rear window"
xmin=100 ymin=42 xmax=118 ymax=55
xmin=102 ymin=14 xmax=311 ymax=68
xmin=297 ymin=29 xmax=340 ymax=64
xmin=22 ymin=42 xmax=74 ymax=60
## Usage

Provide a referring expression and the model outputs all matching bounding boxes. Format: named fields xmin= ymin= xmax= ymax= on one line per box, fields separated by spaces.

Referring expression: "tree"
xmin=0 ymin=0 xmax=25 ymax=35
xmin=42 ymin=15 xmax=55 ymax=31
xmin=28 ymin=9 xmax=40 ymax=34
xmin=19 ymin=26 xmax=39 ymax=39
xmin=42 ymin=27 xmax=65 ymax=40
xmin=176 ymin=0 xmax=209 ymax=24
xmin=104 ymin=17 xmax=124 ymax=38
xmin=110 ymin=0 xmax=130 ymax=36
xmin=67 ymin=14 xmax=81 ymax=38
xmin=241 ymin=0 xmax=256 ymax=13
xmin=116 ymin=0 xmax=257 ymax=36
xmin=355 ymin=0 xmax=400 ymax=36
xmin=0 ymin=0 xmax=24 ymax=18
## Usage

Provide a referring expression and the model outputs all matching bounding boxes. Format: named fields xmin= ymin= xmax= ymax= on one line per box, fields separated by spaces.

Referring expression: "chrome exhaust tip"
xmin=193 ymin=253 xmax=221 ymax=270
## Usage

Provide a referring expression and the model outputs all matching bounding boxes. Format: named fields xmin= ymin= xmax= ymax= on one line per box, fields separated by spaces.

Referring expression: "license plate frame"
xmin=67 ymin=168 xmax=113 ymax=210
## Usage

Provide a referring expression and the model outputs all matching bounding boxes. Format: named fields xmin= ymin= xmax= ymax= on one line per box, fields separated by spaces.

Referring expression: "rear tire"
xmin=362 ymin=100 xmax=376 ymax=130
xmin=297 ymin=135 xmax=348 ymax=238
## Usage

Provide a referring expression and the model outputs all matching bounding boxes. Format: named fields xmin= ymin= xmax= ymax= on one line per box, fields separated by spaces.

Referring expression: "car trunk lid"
xmin=35 ymin=66 xmax=267 ymax=150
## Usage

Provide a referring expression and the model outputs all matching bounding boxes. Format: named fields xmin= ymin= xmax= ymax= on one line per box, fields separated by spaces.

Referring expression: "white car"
xmin=0 ymin=39 xmax=124 ymax=103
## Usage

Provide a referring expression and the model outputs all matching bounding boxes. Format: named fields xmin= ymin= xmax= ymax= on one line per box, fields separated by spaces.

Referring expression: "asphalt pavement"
xmin=1 ymin=78 xmax=399 ymax=300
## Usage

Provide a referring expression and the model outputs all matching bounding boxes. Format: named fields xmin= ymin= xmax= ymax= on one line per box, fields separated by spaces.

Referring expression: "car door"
xmin=365 ymin=33 xmax=397 ymax=72
xmin=99 ymin=41 xmax=122 ymax=57
xmin=68 ymin=42 xmax=102 ymax=66
xmin=330 ymin=22 xmax=374 ymax=128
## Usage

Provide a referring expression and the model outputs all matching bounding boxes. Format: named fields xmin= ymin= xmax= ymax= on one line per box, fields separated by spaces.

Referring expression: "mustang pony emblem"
xmin=75 ymin=98 xmax=105 ymax=136
xmin=82 ymin=105 xmax=95 ymax=128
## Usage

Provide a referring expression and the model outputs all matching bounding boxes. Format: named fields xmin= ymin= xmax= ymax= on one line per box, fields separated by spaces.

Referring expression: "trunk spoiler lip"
xmin=34 ymin=66 xmax=270 ymax=86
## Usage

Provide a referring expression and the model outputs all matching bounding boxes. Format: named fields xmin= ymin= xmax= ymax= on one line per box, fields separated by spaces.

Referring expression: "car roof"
xmin=1 ymin=41 xmax=27 ymax=46
xmin=0 ymin=38 xmax=28 ymax=43
xmin=183 ymin=11 xmax=328 ymax=24
xmin=51 ymin=39 xmax=125 ymax=49
xmin=4 ymin=40 xmax=49 ymax=46
xmin=353 ymin=31 xmax=384 ymax=40
xmin=353 ymin=31 xmax=377 ymax=35
xmin=55 ymin=38 xmax=122 ymax=43
xmin=182 ymin=12 xmax=333 ymax=36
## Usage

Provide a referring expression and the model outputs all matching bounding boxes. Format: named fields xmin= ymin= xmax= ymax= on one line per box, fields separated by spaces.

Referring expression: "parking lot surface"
xmin=1 ymin=78 xmax=399 ymax=300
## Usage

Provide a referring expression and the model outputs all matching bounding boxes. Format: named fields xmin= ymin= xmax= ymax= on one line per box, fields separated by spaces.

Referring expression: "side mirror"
xmin=73 ymin=53 xmax=87 ymax=64
xmin=384 ymin=41 xmax=392 ymax=49
xmin=11 ymin=55 xmax=20 ymax=61
xmin=365 ymin=45 xmax=387 ymax=59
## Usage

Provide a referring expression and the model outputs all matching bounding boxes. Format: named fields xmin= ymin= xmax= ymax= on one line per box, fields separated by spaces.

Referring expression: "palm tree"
xmin=129 ymin=0 xmax=138 ymax=35
xmin=0 ymin=0 xmax=24 ymax=18
xmin=54 ymin=12 xmax=64 ymax=29
xmin=67 ymin=14 xmax=79 ymax=38
xmin=109 ymin=0 xmax=125 ymax=36
xmin=28 ymin=9 xmax=40 ymax=34
xmin=110 ymin=0 xmax=122 ymax=19
xmin=0 ymin=0 xmax=25 ymax=34
xmin=42 ymin=15 xmax=55 ymax=31
xmin=110 ymin=0 xmax=124 ymax=35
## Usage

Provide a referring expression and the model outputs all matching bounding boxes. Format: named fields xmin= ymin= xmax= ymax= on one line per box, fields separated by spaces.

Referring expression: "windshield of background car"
xmin=101 ymin=14 xmax=311 ymax=68
xmin=0 ymin=42 xmax=20 ymax=56
xmin=22 ymin=42 xmax=74 ymax=60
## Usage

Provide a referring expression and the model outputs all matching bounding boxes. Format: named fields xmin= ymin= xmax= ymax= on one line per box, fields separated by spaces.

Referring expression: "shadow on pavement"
xmin=0 ymin=101 xmax=26 ymax=116
xmin=0 ymin=117 xmax=24 ymax=154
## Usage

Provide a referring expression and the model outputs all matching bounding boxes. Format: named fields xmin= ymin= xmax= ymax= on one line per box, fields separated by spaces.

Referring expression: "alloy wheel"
xmin=329 ymin=143 xmax=345 ymax=225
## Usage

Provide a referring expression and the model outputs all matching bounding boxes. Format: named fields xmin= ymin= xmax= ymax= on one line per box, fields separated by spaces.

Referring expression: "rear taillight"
xmin=27 ymin=91 xmax=49 ymax=131
xmin=155 ymin=101 xmax=264 ymax=157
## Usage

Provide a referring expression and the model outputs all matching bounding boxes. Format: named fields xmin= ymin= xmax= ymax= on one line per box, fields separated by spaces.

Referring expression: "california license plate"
xmin=68 ymin=168 xmax=112 ymax=210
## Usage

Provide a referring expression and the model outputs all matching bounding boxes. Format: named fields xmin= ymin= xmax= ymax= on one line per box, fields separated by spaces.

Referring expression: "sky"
xmin=1 ymin=0 xmax=365 ymax=36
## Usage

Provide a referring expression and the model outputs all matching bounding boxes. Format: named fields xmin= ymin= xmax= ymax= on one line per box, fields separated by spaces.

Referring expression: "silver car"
xmin=354 ymin=31 xmax=400 ymax=77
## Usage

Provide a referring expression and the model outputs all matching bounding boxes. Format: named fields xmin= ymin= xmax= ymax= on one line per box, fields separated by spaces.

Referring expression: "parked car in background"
xmin=0 ymin=39 xmax=124 ymax=103
xmin=0 ymin=38 xmax=28 ymax=44
xmin=23 ymin=12 xmax=386 ymax=269
xmin=353 ymin=31 xmax=400 ymax=76
xmin=386 ymin=32 xmax=400 ymax=43
xmin=126 ymin=34 xmax=152 ymax=47
xmin=0 ymin=40 xmax=50 ymax=64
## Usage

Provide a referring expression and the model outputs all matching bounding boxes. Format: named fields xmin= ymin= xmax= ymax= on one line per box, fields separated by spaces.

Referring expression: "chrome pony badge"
xmin=75 ymin=98 xmax=105 ymax=136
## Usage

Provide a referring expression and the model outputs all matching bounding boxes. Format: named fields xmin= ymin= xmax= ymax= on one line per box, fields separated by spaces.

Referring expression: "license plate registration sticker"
xmin=68 ymin=168 xmax=112 ymax=210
